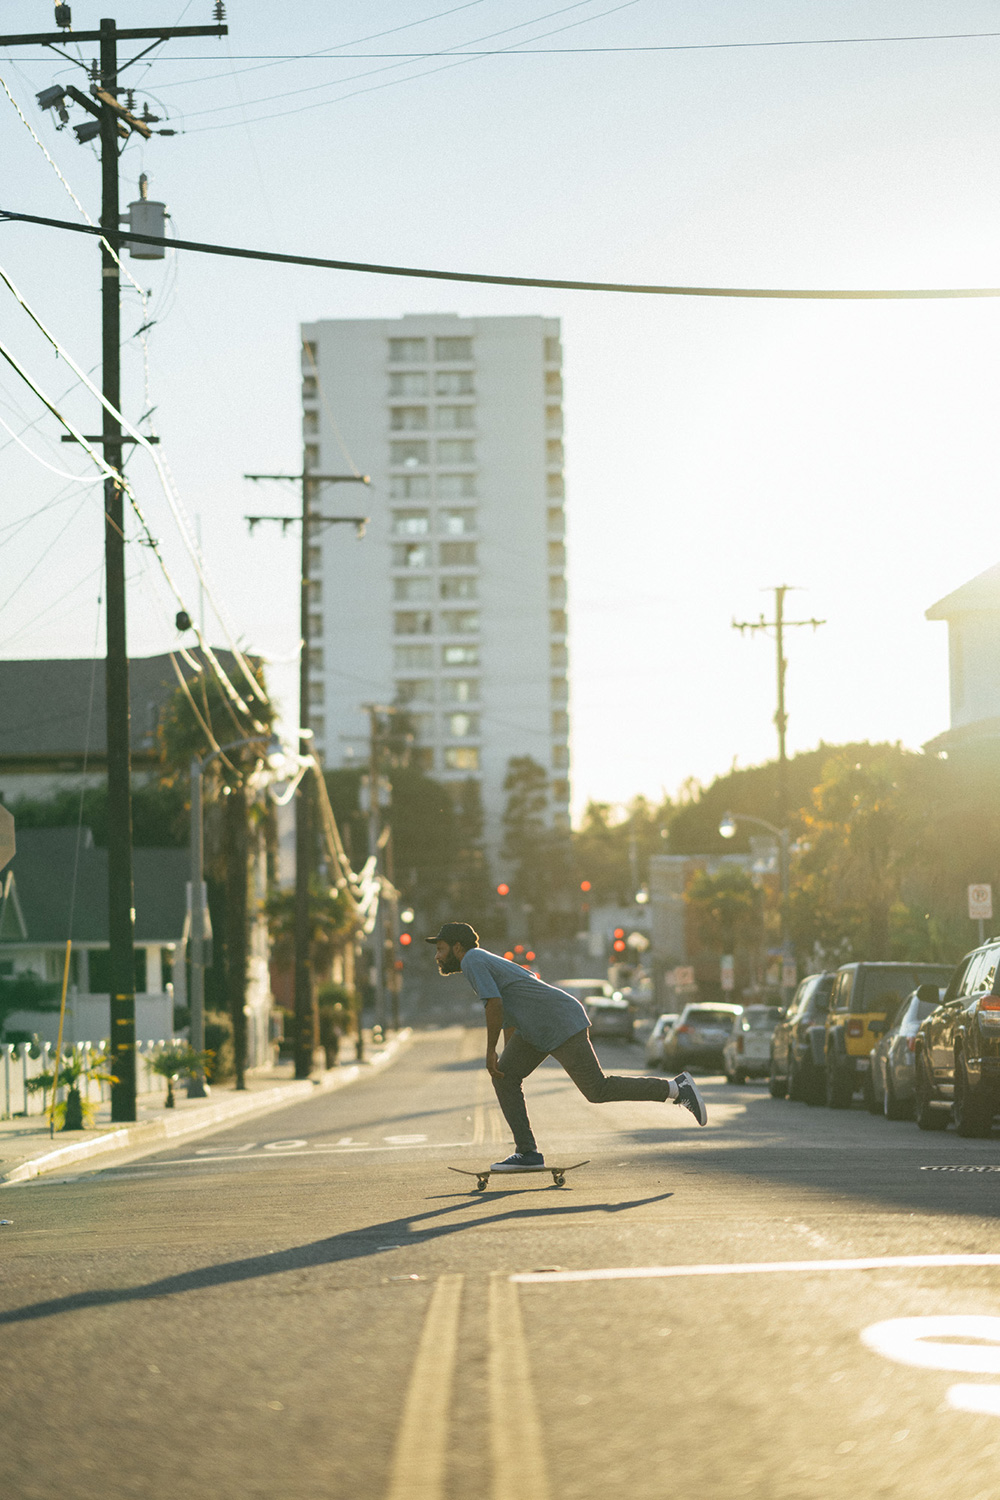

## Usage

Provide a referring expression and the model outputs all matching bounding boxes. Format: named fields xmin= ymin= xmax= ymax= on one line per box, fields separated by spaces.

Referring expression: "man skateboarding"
xmin=429 ymin=922 xmax=707 ymax=1170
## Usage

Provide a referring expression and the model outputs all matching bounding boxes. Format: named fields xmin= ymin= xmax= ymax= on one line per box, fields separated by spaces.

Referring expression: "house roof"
xmin=926 ymin=562 xmax=1000 ymax=621
xmin=0 ymin=828 xmax=188 ymax=945
xmin=0 ymin=649 xmax=249 ymax=760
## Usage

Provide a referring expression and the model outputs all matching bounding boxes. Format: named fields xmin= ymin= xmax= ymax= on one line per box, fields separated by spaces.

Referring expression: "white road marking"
xmin=489 ymin=1273 xmax=550 ymax=1500
xmin=262 ymin=1139 xmax=309 ymax=1151
xmin=97 ymin=1141 xmax=473 ymax=1170
xmin=385 ymin=1273 xmax=463 ymax=1500
xmin=511 ymin=1254 xmax=1000 ymax=1285
xmin=949 ymin=1384 xmax=1000 ymax=1415
xmin=861 ymin=1316 xmax=1000 ymax=1373
xmin=384 ymin=1134 xmax=428 ymax=1144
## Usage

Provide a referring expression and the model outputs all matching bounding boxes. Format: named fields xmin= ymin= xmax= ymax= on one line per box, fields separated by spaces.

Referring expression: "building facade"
xmin=926 ymin=561 xmax=1000 ymax=755
xmin=300 ymin=313 xmax=570 ymax=866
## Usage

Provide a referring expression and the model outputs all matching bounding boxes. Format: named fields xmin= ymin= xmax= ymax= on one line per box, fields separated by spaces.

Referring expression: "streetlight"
xmin=188 ymin=732 xmax=280 ymax=1096
xmin=719 ymin=810 xmax=794 ymax=1006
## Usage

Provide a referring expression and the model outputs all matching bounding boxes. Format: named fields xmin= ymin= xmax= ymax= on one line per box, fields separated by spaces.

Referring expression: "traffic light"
xmin=580 ymin=880 xmax=591 ymax=893
xmin=503 ymin=950 xmax=514 ymax=960
xmin=497 ymin=883 xmax=510 ymax=897
xmin=612 ymin=927 xmax=627 ymax=954
xmin=514 ymin=944 xmax=524 ymax=955
xmin=525 ymin=950 xmax=535 ymax=962
xmin=399 ymin=932 xmax=412 ymax=947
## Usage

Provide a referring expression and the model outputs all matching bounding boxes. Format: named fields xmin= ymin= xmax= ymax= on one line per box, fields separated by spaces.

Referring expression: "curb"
xmin=0 ymin=1028 xmax=413 ymax=1186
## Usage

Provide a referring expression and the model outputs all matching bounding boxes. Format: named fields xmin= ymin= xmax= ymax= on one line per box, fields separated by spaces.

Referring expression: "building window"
xmin=390 ymin=406 xmax=429 ymax=432
xmin=308 ymin=544 xmax=321 ymax=573
xmin=443 ymin=643 xmax=479 ymax=667
xmin=436 ymin=370 xmax=474 ymax=396
xmin=545 ymin=371 xmax=562 ymax=396
xmin=309 ymin=647 xmax=324 ymax=671
xmin=394 ymin=611 xmax=433 ymax=635
xmin=308 ymin=613 xmax=322 ymax=638
xmin=441 ymin=677 xmax=479 ymax=702
xmin=395 ymin=644 xmax=434 ymax=669
xmin=552 ymin=744 xmax=569 ymax=769
xmin=440 ymin=609 xmax=479 ymax=634
xmin=308 ymin=578 xmax=322 ymax=605
xmin=445 ymin=746 xmax=480 ymax=771
xmin=303 ymin=409 xmax=319 ymax=435
xmin=390 ymin=440 xmax=429 ymax=467
xmin=435 ymin=336 xmax=473 ymax=362
xmin=437 ymin=439 xmax=475 ymax=465
xmin=390 ymin=474 xmax=431 ymax=500
xmin=440 ymin=575 xmax=477 ymax=601
xmin=544 ymin=336 xmax=561 ymax=363
xmin=440 ymin=541 xmax=477 ymax=567
xmin=389 ymin=370 xmax=429 ymax=397
xmin=550 ymin=642 xmax=568 ymax=669
xmin=436 ymin=405 xmax=475 ymax=430
xmin=391 ymin=509 xmax=430 ymax=536
xmin=552 ymin=710 xmax=569 ymax=736
xmin=546 ymin=439 xmax=564 ymax=467
xmin=547 ymin=506 xmax=564 ymax=533
xmin=439 ymin=508 xmax=476 ymax=535
xmin=305 ymin=443 xmax=319 ymax=469
xmin=394 ymin=576 xmax=433 ymax=602
xmin=447 ymin=712 xmax=480 ymax=738
xmin=414 ymin=746 xmax=435 ymax=772
xmin=311 ymin=715 xmax=325 ymax=742
xmin=437 ymin=473 xmax=476 ymax=499
xmin=392 ymin=542 xmax=431 ymax=569
xmin=302 ymin=376 xmax=317 ymax=400
xmin=546 ymin=406 xmax=562 ymax=433
xmin=547 ymin=474 xmax=565 ymax=500
xmin=309 ymin=680 xmax=325 ymax=706
xmin=548 ymin=577 xmax=566 ymax=605
xmin=552 ymin=779 xmax=570 ymax=803
xmin=551 ymin=677 xmax=568 ymax=702
xmin=389 ymin=337 xmax=427 ymax=362
xmin=550 ymin=609 xmax=567 ymax=636
xmin=395 ymin=678 xmax=435 ymax=704
xmin=548 ymin=541 xmax=565 ymax=568
xmin=302 ymin=340 xmax=317 ymax=367
xmin=408 ymin=713 xmax=435 ymax=739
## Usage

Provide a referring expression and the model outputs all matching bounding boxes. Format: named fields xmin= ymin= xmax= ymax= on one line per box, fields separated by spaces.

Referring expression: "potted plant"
xmin=26 ymin=1048 xmax=118 ymax=1131
xmin=148 ymin=1043 xmax=214 ymax=1107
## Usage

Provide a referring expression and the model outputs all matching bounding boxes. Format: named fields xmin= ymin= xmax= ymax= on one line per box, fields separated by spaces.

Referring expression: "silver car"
xmin=867 ymin=987 xmax=946 ymax=1119
xmin=723 ymin=1005 xmax=782 ymax=1083
xmin=663 ymin=1003 xmax=743 ymax=1071
xmin=645 ymin=1013 xmax=679 ymax=1069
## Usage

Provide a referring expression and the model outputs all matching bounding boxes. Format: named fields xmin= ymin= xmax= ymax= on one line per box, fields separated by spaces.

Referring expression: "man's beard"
xmin=437 ymin=949 xmax=462 ymax=975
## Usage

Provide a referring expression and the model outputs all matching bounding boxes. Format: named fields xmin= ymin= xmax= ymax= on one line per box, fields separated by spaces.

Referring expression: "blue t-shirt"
xmin=461 ymin=947 xmax=590 ymax=1053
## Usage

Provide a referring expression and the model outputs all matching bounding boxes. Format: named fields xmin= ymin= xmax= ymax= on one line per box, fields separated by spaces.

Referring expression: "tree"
xmin=501 ymin=756 xmax=572 ymax=937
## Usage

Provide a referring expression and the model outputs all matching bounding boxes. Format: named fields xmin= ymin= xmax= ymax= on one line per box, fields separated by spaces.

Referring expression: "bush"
xmin=204 ymin=1011 xmax=234 ymax=1081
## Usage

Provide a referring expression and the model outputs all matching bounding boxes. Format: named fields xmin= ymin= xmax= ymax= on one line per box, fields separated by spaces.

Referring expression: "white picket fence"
xmin=0 ymin=1039 xmax=187 ymax=1120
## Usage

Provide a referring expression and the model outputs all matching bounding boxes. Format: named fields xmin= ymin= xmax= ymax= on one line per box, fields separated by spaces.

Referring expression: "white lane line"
xmin=511 ymin=1254 xmax=1000 ymax=1285
xmin=96 ymin=1141 xmax=473 ymax=1170
xmin=489 ymin=1273 xmax=551 ymax=1500
xmin=385 ymin=1273 xmax=463 ymax=1500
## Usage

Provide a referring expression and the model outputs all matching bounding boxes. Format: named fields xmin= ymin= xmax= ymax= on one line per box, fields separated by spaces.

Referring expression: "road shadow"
xmin=0 ymin=1191 xmax=672 ymax=1326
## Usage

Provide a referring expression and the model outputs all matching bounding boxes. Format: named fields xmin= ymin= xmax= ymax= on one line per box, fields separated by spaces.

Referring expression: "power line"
xmin=8 ymin=206 xmax=1000 ymax=301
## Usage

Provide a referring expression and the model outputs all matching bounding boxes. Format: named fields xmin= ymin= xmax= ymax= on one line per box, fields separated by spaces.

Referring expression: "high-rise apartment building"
xmin=299 ymin=313 xmax=570 ymax=867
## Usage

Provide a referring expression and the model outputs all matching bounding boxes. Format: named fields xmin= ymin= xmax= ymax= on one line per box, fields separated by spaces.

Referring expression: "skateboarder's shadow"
xmin=0 ymin=1191 xmax=673 ymax=1327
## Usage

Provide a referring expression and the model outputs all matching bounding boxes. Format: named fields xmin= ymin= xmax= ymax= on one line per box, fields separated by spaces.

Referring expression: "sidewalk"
xmin=0 ymin=1028 xmax=412 ymax=1186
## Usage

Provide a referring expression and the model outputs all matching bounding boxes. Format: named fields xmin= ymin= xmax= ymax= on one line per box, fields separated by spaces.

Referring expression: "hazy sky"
xmin=3 ymin=0 xmax=1000 ymax=817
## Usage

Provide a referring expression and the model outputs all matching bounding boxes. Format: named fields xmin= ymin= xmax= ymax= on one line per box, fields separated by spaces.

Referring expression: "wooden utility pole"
xmin=245 ymin=473 xmax=369 ymax=1078
xmin=733 ymin=586 xmax=825 ymax=827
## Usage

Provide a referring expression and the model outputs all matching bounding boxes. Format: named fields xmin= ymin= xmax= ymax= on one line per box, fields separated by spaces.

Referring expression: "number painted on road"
xmin=862 ymin=1315 xmax=1000 ymax=1416
xmin=262 ymin=1139 xmax=309 ymax=1151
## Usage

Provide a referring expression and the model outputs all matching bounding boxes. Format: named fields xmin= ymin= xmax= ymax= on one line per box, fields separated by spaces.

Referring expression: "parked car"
xmin=586 ymin=996 xmax=636 ymax=1041
xmin=663 ymin=1003 xmax=743 ymax=1071
xmin=914 ymin=940 xmax=1000 ymax=1136
xmin=823 ymin=962 xmax=953 ymax=1109
xmin=723 ymin=1005 xmax=782 ymax=1083
xmin=769 ymin=972 xmax=836 ymax=1103
xmin=645 ymin=1013 xmax=678 ymax=1068
xmin=556 ymin=978 xmax=618 ymax=1003
xmin=868 ymin=985 xmax=946 ymax=1119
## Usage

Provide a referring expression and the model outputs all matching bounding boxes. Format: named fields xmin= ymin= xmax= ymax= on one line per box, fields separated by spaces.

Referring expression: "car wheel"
xmin=954 ymin=1052 xmax=995 ymax=1139
xmin=915 ymin=1053 xmax=949 ymax=1131
xmin=883 ymin=1068 xmax=912 ymax=1122
xmin=863 ymin=1066 xmax=882 ymax=1115
xmin=769 ymin=1062 xmax=787 ymax=1098
xmin=803 ymin=1064 xmax=826 ymax=1106
xmin=825 ymin=1056 xmax=853 ymax=1109
xmin=787 ymin=1054 xmax=804 ymax=1102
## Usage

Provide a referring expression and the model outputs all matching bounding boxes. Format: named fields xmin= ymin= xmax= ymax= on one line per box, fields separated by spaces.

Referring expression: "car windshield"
xmin=688 ymin=1009 xmax=737 ymax=1027
xmin=742 ymin=1009 xmax=781 ymax=1030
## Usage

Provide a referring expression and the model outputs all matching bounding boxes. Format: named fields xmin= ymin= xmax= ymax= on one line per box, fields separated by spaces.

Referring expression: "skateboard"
xmin=448 ymin=1161 xmax=589 ymax=1192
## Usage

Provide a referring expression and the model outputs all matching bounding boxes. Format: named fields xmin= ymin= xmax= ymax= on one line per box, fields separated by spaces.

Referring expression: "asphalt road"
xmin=3 ymin=1027 xmax=1000 ymax=1500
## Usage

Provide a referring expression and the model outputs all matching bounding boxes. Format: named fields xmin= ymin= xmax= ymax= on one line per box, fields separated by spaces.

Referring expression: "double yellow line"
xmin=385 ymin=1274 xmax=549 ymax=1500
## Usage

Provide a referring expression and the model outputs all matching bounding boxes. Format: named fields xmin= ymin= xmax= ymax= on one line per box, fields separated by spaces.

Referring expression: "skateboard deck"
xmin=448 ymin=1161 xmax=589 ymax=1192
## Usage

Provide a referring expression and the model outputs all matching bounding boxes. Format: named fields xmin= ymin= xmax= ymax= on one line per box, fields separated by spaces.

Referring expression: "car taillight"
xmin=978 ymin=998 xmax=1000 ymax=1022
xmin=847 ymin=1019 xmax=863 ymax=1039
xmin=675 ymin=1025 xmax=692 ymax=1035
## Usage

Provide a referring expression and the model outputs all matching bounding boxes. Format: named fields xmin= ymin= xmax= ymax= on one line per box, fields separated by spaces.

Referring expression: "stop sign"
xmin=0 ymin=806 xmax=14 ymax=873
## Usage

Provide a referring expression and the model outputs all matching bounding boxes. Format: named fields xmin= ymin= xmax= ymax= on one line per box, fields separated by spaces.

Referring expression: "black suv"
xmin=914 ymin=940 xmax=1000 ymax=1136
xmin=769 ymin=972 xmax=836 ymax=1104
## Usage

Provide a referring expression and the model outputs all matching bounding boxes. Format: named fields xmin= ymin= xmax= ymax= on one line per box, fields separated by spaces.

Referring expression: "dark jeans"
xmin=493 ymin=1027 xmax=672 ymax=1154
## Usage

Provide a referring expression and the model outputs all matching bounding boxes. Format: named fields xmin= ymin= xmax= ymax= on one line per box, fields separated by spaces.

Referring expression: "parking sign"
xmin=968 ymin=884 xmax=993 ymax=921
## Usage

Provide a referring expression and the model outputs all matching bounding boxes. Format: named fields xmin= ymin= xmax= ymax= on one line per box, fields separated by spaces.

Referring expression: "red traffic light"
xmin=580 ymin=880 xmax=591 ymax=893
xmin=525 ymin=950 xmax=535 ymax=961
xmin=613 ymin=938 xmax=627 ymax=953
xmin=399 ymin=932 xmax=412 ymax=946
xmin=613 ymin=927 xmax=625 ymax=938
xmin=503 ymin=950 xmax=514 ymax=960
xmin=497 ymin=883 xmax=510 ymax=897
xmin=514 ymin=944 xmax=524 ymax=954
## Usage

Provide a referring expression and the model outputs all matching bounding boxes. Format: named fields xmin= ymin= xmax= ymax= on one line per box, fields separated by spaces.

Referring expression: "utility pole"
xmin=1 ymin=10 xmax=227 ymax=1120
xmin=733 ymin=586 xmax=825 ymax=827
xmin=245 ymin=473 xmax=368 ymax=1079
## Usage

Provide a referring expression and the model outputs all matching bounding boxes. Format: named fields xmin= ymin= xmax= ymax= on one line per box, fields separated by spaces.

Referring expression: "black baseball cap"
xmin=425 ymin=921 xmax=479 ymax=948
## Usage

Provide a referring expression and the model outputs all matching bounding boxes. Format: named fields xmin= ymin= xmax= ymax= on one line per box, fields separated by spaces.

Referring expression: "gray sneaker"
xmin=491 ymin=1151 xmax=545 ymax=1171
xmin=672 ymin=1072 xmax=708 ymax=1126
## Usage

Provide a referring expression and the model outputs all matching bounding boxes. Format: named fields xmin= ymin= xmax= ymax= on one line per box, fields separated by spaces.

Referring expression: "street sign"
xmin=720 ymin=954 xmax=735 ymax=992
xmin=671 ymin=965 xmax=695 ymax=988
xmin=969 ymin=884 xmax=993 ymax=921
xmin=782 ymin=963 xmax=798 ymax=991
xmin=0 ymin=806 xmax=13 ymax=872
